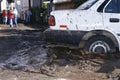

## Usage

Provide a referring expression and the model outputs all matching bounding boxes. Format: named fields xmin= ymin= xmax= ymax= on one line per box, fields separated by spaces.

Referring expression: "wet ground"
xmin=0 ymin=24 xmax=120 ymax=80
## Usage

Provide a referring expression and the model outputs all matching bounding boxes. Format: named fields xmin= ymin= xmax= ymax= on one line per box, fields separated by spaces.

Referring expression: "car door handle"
xmin=110 ymin=18 xmax=119 ymax=22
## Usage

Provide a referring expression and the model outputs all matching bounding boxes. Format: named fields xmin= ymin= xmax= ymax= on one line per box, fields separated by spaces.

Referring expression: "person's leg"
xmin=14 ymin=17 xmax=18 ymax=27
xmin=25 ymin=14 xmax=27 ymax=23
xmin=9 ymin=18 xmax=13 ymax=27
xmin=26 ymin=15 xmax=28 ymax=23
xmin=5 ymin=16 xmax=7 ymax=24
xmin=3 ymin=17 xmax=5 ymax=24
xmin=28 ymin=15 xmax=30 ymax=22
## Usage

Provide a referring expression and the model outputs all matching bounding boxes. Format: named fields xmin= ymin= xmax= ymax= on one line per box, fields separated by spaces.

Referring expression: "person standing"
xmin=13 ymin=7 xmax=18 ymax=27
xmin=25 ymin=9 xmax=32 ymax=24
xmin=2 ymin=10 xmax=8 ymax=24
xmin=8 ymin=7 xmax=14 ymax=27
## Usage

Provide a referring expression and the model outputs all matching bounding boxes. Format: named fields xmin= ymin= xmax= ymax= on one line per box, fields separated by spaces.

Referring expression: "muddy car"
xmin=44 ymin=0 xmax=120 ymax=53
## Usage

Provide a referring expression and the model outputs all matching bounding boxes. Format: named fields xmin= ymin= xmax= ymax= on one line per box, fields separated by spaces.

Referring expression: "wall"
xmin=1 ymin=0 xmax=7 ymax=11
xmin=31 ymin=0 xmax=41 ymax=7
xmin=14 ymin=0 xmax=29 ymax=20
xmin=53 ymin=1 xmax=73 ymax=10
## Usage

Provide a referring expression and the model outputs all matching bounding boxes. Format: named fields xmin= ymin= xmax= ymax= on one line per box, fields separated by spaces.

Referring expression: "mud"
xmin=0 ymin=24 xmax=120 ymax=80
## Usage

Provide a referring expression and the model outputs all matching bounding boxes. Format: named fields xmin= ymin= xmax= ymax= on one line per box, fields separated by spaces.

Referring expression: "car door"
xmin=103 ymin=0 xmax=120 ymax=34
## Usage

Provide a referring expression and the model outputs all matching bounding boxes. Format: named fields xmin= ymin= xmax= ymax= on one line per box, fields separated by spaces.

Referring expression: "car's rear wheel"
xmin=84 ymin=36 xmax=115 ymax=53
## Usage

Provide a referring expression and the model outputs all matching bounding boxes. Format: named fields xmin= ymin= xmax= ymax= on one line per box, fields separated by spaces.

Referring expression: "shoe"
xmin=10 ymin=25 xmax=13 ymax=27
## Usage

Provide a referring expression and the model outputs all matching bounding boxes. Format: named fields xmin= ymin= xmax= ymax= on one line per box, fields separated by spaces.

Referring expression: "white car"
xmin=44 ymin=0 xmax=120 ymax=53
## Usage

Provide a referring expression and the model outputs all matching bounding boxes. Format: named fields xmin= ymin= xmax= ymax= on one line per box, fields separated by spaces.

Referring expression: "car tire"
xmin=84 ymin=36 xmax=115 ymax=53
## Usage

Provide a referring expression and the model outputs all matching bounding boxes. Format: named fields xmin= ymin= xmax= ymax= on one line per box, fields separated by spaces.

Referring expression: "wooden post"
xmin=40 ymin=0 xmax=43 ymax=8
xmin=29 ymin=0 xmax=31 ymax=9
xmin=50 ymin=0 xmax=53 ymax=12
xmin=0 ymin=0 xmax=2 ymax=11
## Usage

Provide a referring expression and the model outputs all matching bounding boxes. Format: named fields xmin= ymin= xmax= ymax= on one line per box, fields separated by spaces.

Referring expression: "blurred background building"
xmin=0 ymin=0 xmax=73 ymax=23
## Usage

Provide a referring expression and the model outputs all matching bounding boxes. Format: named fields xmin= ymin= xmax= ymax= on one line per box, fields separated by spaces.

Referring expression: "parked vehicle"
xmin=44 ymin=0 xmax=120 ymax=53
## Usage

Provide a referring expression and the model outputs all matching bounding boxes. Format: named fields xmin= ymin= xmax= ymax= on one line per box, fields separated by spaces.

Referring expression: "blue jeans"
xmin=13 ymin=17 xmax=18 ymax=27
xmin=26 ymin=15 xmax=31 ymax=23
xmin=9 ymin=18 xmax=13 ymax=27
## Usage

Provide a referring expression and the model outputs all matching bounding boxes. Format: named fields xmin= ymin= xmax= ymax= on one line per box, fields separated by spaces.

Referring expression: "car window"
xmin=77 ymin=0 xmax=98 ymax=10
xmin=105 ymin=0 xmax=119 ymax=13
xmin=118 ymin=0 xmax=120 ymax=12
xmin=97 ymin=0 xmax=109 ymax=12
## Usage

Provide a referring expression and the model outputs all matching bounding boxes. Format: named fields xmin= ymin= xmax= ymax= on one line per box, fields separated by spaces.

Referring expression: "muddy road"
xmin=0 ymin=25 xmax=120 ymax=80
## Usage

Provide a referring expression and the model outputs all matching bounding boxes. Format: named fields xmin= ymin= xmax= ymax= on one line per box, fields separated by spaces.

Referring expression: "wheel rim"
xmin=89 ymin=41 xmax=110 ymax=53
